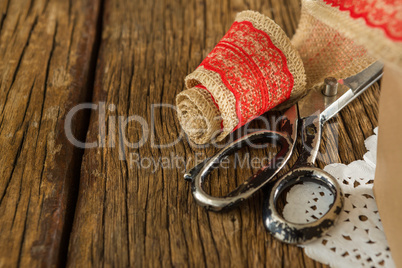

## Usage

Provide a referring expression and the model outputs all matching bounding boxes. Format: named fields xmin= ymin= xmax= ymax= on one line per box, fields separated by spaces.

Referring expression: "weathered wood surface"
xmin=0 ymin=0 xmax=100 ymax=266
xmin=66 ymin=0 xmax=379 ymax=267
xmin=0 ymin=0 xmax=381 ymax=267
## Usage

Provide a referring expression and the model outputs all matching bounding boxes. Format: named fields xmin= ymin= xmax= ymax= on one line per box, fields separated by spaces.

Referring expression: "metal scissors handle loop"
xmin=263 ymin=165 xmax=343 ymax=244
xmin=184 ymin=105 xmax=298 ymax=211
xmin=262 ymin=114 xmax=343 ymax=244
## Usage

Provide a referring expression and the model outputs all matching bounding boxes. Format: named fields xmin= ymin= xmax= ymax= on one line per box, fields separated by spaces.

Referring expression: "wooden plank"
xmin=67 ymin=0 xmax=380 ymax=267
xmin=0 ymin=0 xmax=100 ymax=266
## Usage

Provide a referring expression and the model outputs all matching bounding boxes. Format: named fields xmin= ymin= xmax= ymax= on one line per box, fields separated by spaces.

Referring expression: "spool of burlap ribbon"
xmin=176 ymin=11 xmax=306 ymax=144
xmin=176 ymin=8 xmax=375 ymax=144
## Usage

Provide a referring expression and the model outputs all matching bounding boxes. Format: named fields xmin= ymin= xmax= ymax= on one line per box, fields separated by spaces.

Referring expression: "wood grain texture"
xmin=66 ymin=0 xmax=380 ymax=267
xmin=0 ymin=0 xmax=381 ymax=267
xmin=0 ymin=0 xmax=100 ymax=266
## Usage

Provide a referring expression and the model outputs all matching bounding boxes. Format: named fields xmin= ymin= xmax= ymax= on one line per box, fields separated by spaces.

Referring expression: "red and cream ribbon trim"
xmin=177 ymin=11 xmax=306 ymax=144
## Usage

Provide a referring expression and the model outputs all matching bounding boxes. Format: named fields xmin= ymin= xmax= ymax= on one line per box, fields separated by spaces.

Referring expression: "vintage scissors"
xmin=184 ymin=61 xmax=383 ymax=244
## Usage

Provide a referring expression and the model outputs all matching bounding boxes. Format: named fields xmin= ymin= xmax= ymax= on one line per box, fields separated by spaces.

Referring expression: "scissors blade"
xmin=340 ymin=61 xmax=383 ymax=94
xmin=297 ymin=61 xmax=383 ymax=122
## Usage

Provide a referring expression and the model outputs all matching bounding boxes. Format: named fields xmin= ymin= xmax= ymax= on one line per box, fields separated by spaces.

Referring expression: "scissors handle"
xmin=184 ymin=105 xmax=298 ymax=211
xmin=262 ymin=166 xmax=343 ymax=244
xmin=262 ymin=113 xmax=343 ymax=244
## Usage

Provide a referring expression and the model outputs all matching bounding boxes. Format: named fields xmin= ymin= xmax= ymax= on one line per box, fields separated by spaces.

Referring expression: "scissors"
xmin=184 ymin=61 xmax=383 ymax=244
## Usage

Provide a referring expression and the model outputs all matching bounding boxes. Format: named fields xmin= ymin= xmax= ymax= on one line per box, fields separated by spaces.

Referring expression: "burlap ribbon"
xmin=176 ymin=11 xmax=306 ymax=144
xmin=176 ymin=7 xmax=376 ymax=144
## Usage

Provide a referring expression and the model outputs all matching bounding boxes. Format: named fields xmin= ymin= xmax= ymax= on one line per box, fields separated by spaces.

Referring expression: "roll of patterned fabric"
xmin=176 ymin=11 xmax=306 ymax=144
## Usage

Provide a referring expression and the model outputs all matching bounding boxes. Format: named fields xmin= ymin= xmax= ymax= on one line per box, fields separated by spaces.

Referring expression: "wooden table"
xmin=0 ymin=0 xmax=379 ymax=266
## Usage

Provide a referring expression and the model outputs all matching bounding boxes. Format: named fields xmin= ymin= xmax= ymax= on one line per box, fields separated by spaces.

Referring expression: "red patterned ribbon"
xmin=198 ymin=21 xmax=294 ymax=130
xmin=324 ymin=0 xmax=402 ymax=41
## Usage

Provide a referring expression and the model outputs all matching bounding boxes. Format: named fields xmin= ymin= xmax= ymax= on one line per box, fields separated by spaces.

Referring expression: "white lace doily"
xmin=282 ymin=127 xmax=395 ymax=267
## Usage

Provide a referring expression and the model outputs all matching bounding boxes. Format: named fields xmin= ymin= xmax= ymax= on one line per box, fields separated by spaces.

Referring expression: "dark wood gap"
xmin=57 ymin=0 xmax=106 ymax=266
